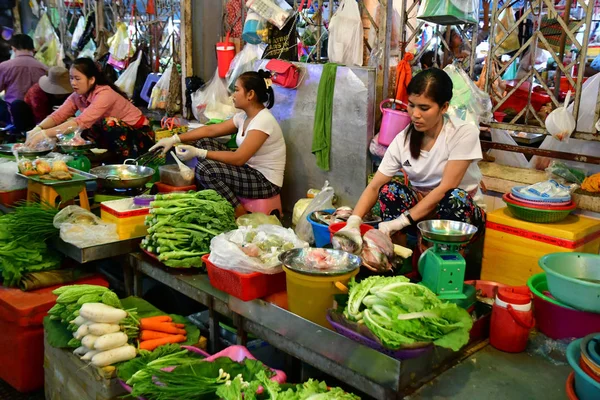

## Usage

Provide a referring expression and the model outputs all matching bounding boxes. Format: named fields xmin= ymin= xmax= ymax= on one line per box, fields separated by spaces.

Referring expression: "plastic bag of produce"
xmin=444 ymin=64 xmax=492 ymax=125
xmin=149 ymin=64 xmax=173 ymax=110
xmin=115 ymin=51 xmax=143 ymax=98
xmin=209 ymin=225 xmax=308 ymax=274
xmin=192 ymin=69 xmax=236 ymax=122
xmin=295 ymin=181 xmax=335 ymax=244
xmin=53 ymin=206 xmax=119 ymax=248
xmin=226 ymin=43 xmax=266 ymax=93
xmin=236 ymin=212 xmax=282 ymax=228
xmin=545 ymin=161 xmax=587 ymax=185
xmin=545 ymin=91 xmax=575 ymax=143
xmin=34 ymin=13 xmax=56 ymax=49
xmin=107 ymin=22 xmax=134 ymax=61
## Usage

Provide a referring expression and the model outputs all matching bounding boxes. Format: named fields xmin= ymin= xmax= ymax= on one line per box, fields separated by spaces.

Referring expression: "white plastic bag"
xmin=192 ymin=69 xmax=236 ymax=123
xmin=107 ymin=22 xmax=134 ymax=61
xmin=115 ymin=52 xmax=143 ymax=98
xmin=226 ymin=44 xmax=266 ymax=93
xmin=327 ymin=0 xmax=363 ymax=66
xmin=53 ymin=206 xmax=119 ymax=248
xmin=444 ymin=64 xmax=492 ymax=125
xmin=78 ymin=38 xmax=97 ymax=59
xmin=295 ymin=181 xmax=335 ymax=244
xmin=0 ymin=161 xmax=27 ymax=191
xmin=568 ymin=73 xmax=600 ymax=133
xmin=209 ymin=225 xmax=308 ymax=274
xmin=545 ymin=91 xmax=575 ymax=142
xmin=489 ymin=129 xmax=529 ymax=168
xmin=71 ymin=16 xmax=86 ymax=51
xmin=246 ymin=0 xmax=293 ymax=30
xmin=149 ymin=64 xmax=173 ymax=110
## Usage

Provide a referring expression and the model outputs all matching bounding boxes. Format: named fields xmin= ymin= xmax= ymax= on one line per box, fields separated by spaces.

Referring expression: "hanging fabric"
xmin=312 ymin=63 xmax=338 ymax=171
xmin=395 ymin=53 xmax=414 ymax=104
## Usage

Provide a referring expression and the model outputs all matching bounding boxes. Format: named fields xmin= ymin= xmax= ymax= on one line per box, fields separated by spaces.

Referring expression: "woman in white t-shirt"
xmin=150 ymin=70 xmax=286 ymax=217
xmin=345 ymin=68 xmax=485 ymax=241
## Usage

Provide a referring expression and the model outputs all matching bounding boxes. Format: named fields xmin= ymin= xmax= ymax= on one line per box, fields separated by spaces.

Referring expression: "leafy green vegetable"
xmin=117 ymin=344 xmax=201 ymax=383
xmin=141 ymin=190 xmax=236 ymax=268
xmin=344 ymin=276 xmax=473 ymax=351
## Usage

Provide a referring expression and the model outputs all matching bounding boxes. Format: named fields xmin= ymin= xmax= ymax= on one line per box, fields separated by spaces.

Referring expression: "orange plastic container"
xmin=154 ymin=181 xmax=197 ymax=193
xmin=0 ymin=275 xmax=108 ymax=392
xmin=0 ymin=188 xmax=27 ymax=207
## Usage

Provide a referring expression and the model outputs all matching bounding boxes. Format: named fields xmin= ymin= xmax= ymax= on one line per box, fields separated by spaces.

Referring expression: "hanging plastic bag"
xmin=545 ymin=91 xmax=575 ymax=143
xmin=246 ymin=0 xmax=293 ymax=30
xmin=35 ymin=36 xmax=65 ymax=67
xmin=295 ymin=181 xmax=335 ymax=244
xmin=53 ymin=206 xmax=119 ymax=248
xmin=237 ymin=212 xmax=282 ymax=227
xmin=489 ymin=129 xmax=529 ymax=168
xmin=417 ymin=0 xmax=479 ymax=25
xmin=71 ymin=16 xmax=85 ymax=51
xmin=328 ymin=0 xmax=363 ymax=66
xmin=34 ymin=13 xmax=56 ymax=49
xmin=209 ymin=225 xmax=308 ymax=274
xmin=30 ymin=0 xmax=40 ymax=18
xmin=149 ymin=64 xmax=173 ymax=110
xmin=444 ymin=64 xmax=492 ymax=125
xmin=78 ymin=39 xmax=97 ymax=59
xmin=567 ymin=74 xmax=600 ymax=133
xmin=192 ymin=69 xmax=237 ymax=123
xmin=242 ymin=10 xmax=266 ymax=45
xmin=226 ymin=43 xmax=266 ymax=92
xmin=115 ymin=51 xmax=143 ymax=98
xmin=107 ymin=22 xmax=134 ymax=61
xmin=494 ymin=7 xmax=519 ymax=55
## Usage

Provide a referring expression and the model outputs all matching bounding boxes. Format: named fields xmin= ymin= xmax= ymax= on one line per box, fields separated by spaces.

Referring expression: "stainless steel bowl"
xmin=279 ymin=248 xmax=361 ymax=276
xmin=57 ymin=140 xmax=94 ymax=152
xmin=417 ymin=220 xmax=478 ymax=243
xmin=90 ymin=164 xmax=155 ymax=189
xmin=0 ymin=143 xmax=53 ymax=157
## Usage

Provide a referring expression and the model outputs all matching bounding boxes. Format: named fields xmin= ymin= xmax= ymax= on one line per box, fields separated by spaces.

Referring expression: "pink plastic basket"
xmin=326 ymin=311 xmax=432 ymax=360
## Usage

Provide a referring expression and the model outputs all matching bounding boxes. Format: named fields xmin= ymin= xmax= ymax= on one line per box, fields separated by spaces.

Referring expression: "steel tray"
xmin=17 ymin=167 xmax=97 ymax=187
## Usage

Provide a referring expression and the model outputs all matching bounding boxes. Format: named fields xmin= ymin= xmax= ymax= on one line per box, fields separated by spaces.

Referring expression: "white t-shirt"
xmin=232 ymin=109 xmax=286 ymax=187
xmin=378 ymin=116 xmax=484 ymax=205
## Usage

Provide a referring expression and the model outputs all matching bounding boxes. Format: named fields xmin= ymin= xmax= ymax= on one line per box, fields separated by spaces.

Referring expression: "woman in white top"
xmin=345 ymin=68 xmax=485 ymax=241
xmin=151 ymin=70 xmax=286 ymax=217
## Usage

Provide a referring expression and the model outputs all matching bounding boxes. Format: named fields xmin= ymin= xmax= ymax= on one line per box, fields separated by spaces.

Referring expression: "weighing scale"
xmin=57 ymin=139 xmax=93 ymax=173
xmin=417 ymin=220 xmax=478 ymax=301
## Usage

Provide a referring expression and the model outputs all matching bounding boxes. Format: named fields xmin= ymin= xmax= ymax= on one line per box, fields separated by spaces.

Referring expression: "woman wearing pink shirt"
xmin=25 ymin=58 xmax=153 ymax=161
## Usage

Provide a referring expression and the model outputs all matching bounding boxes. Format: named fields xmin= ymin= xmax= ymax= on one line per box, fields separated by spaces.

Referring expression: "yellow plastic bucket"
xmin=283 ymin=266 xmax=358 ymax=328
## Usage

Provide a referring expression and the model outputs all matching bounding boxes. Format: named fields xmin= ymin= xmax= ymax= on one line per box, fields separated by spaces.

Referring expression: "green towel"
xmin=312 ymin=63 xmax=338 ymax=171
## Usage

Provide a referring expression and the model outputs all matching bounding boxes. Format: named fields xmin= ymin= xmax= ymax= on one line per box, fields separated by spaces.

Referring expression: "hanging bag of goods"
xmin=262 ymin=16 xmax=298 ymax=61
xmin=246 ymin=0 xmax=294 ymax=30
xmin=327 ymin=0 xmax=364 ymax=66
xmin=417 ymin=0 xmax=479 ymax=25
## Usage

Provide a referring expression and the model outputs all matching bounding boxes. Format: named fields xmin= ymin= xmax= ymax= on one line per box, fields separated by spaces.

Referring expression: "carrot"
xmin=139 ymin=321 xmax=187 ymax=335
xmin=172 ymin=323 xmax=185 ymax=329
xmin=139 ymin=335 xmax=186 ymax=351
xmin=140 ymin=316 xmax=172 ymax=324
xmin=140 ymin=330 xmax=178 ymax=341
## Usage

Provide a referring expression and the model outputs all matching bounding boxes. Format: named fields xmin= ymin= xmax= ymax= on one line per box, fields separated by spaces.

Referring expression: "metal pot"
xmin=90 ymin=164 xmax=155 ymax=189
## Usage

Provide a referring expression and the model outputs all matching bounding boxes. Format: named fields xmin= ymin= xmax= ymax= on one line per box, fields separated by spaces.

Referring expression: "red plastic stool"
xmin=239 ymin=194 xmax=282 ymax=217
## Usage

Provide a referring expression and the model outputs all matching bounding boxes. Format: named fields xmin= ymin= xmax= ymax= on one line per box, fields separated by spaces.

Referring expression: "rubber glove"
xmin=25 ymin=130 xmax=48 ymax=147
xmin=149 ymin=134 xmax=181 ymax=154
xmin=175 ymin=144 xmax=208 ymax=161
xmin=26 ymin=126 xmax=42 ymax=139
xmin=378 ymin=214 xmax=410 ymax=236
xmin=341 ymin=215 xmax=362 ymax=231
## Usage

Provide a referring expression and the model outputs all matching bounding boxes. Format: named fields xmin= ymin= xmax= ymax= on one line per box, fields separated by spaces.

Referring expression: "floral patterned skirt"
xmin=378 ymin=181 xmax=486 ymax=242
xmin=83 ymin=118 xmax=155 ymax=162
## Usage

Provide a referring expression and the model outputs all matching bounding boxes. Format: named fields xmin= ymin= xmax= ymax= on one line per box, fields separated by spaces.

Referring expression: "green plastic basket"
xmin=505 ymin=202 xmax=573 ymax=223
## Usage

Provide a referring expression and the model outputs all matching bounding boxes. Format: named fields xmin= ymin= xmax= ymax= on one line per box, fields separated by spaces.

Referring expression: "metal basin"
xmin=417 ymin=220 xmax=478 ymax=243
xmin=279 ymin=248 xmax=361 ymax=276
xmin=57 ymin=140 xmax=94 ymax=152
xmin=0 ymin=143 xmax=53 ymax=157
xmin=90 ymin=164 xmax=155 ymax=189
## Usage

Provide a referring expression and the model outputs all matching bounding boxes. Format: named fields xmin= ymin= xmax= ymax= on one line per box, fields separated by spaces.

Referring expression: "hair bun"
xmin=257 ymin=69 xmax=272 ymax=79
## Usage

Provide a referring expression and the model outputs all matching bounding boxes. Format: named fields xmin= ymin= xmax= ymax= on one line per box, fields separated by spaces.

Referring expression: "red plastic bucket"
xmin=490 ymin=286 xmax=534 ymax=353
xmin=216 ymin=33 xmax=236 ymax=78
xmin=378 ymin=99 xmax=412 ymax=146
xmin=328 ymin=222 xmax=374 ymax=241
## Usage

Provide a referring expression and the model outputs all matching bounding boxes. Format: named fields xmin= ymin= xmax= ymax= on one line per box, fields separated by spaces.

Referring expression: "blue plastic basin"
xmin=308 ymin=209 xmax=335 ymax=248
xmin=539 ymin=252 xmax=600 ymax=313
xmin=567 ymin=339 xmax=600 ymax=400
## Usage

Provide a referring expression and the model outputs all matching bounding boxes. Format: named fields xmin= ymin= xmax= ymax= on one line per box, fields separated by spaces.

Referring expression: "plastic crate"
xmin=100 ymin=198 xmax=149 ymax=240
xmin=203 ymin=254 xmax=286 ymax=301
xmin=499 ymin=83 xmax=550 ymax=113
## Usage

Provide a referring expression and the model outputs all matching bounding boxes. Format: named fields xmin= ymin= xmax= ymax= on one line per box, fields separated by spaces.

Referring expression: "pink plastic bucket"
xmin=378 ymin=99 xmax=412 ymax=146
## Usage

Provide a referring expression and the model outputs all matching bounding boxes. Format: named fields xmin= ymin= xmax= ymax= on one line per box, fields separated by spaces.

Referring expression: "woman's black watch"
xmin=403 ymin=210 xmax=416 ymax=225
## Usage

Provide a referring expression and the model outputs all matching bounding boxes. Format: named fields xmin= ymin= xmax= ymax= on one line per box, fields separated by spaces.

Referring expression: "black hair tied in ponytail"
xmin=404 ymin=68 xmax=453 ymax=159
xmin=238 ymin=69 xmax=275 ymax=109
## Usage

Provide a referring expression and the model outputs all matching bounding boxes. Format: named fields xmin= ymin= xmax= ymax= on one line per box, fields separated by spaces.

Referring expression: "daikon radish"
xmin=72 ymin=316 xmax=88 ymax=326
xmin=81 ymin=350 xmax=101 ymax=361
xmin=88 ymin=323 xmax=121 ymax=336
xmin=80 ymin=303 xmax=127 ymax=323
xmin=74 ymin=324 xmax=89 ymax=340
xmin=94 ymin=332 xmax=128 ymax=351
xmin=81 ymin=334 xmax=100 ymax=349
xmin=73 ymin=346 xmax=90 ymax=357
xmin=91 ymin=345 xmax=136 ymax=367
xmin=394 ymin=244 xmax=413 ymax=259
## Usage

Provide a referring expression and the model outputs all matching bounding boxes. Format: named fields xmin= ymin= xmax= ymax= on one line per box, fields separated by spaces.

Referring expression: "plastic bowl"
xmin=527 ymin=273 xmax=600 ymax=339
xmin=566 ymin=372 xmax=579 ymax=400
xmin=567 ymin=339 xmax=600 ymax=400
xmin=504 ymin=201 xmax=575 ymax=223
xmin=307 ymin=209 xmax=335 ymax=248
xmin=539 ymin=253 xmax=600 ymax=313
xmin=328 ymin=222 xmax=374 ymax=241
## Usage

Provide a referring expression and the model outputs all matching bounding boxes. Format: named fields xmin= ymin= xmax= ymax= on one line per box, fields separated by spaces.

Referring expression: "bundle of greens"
xmin=141 ymin=190 xmax=237 ymax=268
xmin=344 ymin=276 xmax=473 ymax=351
xmin=0 ymin=204 xmax=62 ymax=287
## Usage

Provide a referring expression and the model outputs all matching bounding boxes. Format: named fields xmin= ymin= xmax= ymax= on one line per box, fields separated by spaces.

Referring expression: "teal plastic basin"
xmin=567 ymin=339 xmax=600 ymax=400
xmin=539 ymin=252 xmax=600 ymax=313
